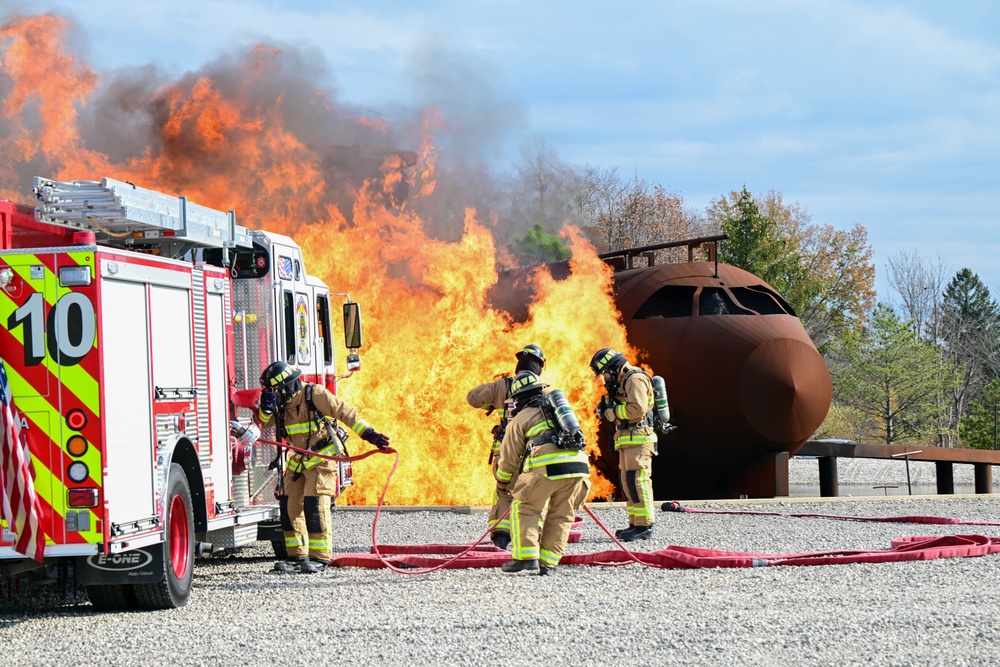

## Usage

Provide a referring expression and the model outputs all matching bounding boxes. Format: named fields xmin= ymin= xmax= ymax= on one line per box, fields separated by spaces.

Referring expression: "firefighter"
xmin=497 ymin=371 xmax=591 ymax=575
xmin=256 ymin=360 xmax=390 ymax=573
xmin=466 ymin=344 xmax=546 ymax=550
xmin=591 ymin=348 xmax=657 ymax=541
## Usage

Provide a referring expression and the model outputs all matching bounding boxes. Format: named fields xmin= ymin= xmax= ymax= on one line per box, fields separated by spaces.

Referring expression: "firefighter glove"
xmin=597 ymin=396 xmax=614 ymax=418
xmin=361 ymin=427 xmax=391 ymax=450
xmin=597 ymin=397 xmax=613 ymax=420
xmin=259 ymin=389 xmax=278 ymax=415
xmin=268 ymin=453 xmax=281 ymax=470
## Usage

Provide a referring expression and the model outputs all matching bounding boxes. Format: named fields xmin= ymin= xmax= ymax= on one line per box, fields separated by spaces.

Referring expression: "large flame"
xmin=0 ymin=13 xmax=635 ymax=504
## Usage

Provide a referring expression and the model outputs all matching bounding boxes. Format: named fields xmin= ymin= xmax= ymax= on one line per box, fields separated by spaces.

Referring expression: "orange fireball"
xmin=0 ymin=12 xmax=634 ymax=504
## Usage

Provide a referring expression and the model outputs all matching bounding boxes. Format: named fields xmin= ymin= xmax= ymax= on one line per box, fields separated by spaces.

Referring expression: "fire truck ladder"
xmin=33 ymin=177 xmax=253 ymax=259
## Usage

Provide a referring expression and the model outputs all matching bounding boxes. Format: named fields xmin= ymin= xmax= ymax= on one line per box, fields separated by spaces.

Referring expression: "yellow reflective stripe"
xmin=351 ymin=419 xmax=370 ymax=435
xmin=525 ymin=451 xmax=589 ymax=469
xmin=299 ymin=442 xmax=340 ymax=471
xmin=490 ymin=441 xmax=502 ymax=454
xmin=634 ymin=469 xmax=654 ymax=519
xmin=3 ymin=365 xmax=102 ymax=542
xmin=492 ymin=518 xmax=511 ymax=532
xmin=285 ymin=421 xmax=323 ymax=435
xmin=525 ymin=420 xmax=555 ymax=438
xmin=510 ymin=499 xmax=522 ymax=556
xmin=614 ymin=433 xmax=657 ymax=449
xmin=615 ymin=403 xmax=628 ymax=420
xmin=496 ymin=468 xmax=513 ymax=482
xmin=539 ymin=548 xmax=560 ymax=566
xmin=596 ymin=350 xmax=615 ymax=370
xmin=284 ymin=535 xmax=303 ymax=547
xmin=4 ymin=364 xmax=102 ymax=486
xmin=0 ymin=281 xmax=100 ymax=417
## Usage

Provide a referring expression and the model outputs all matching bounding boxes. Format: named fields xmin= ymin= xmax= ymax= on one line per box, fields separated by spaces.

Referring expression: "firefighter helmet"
xmin=260 ymin=361 xmax=303 ymax=396
xmin=515 ymin=344 xmax=546 ymax=368
xmin=510 ymin=371 xmax=547 ymax=399
xmin=590 ymin=348 xmax=625 ymax=375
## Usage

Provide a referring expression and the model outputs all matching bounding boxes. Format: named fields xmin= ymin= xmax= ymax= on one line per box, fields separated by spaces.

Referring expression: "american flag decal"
xmin=277 ymin=256 xmax=293 ymax=280
xmin=0 ymin=358 xmax=46 ymax=562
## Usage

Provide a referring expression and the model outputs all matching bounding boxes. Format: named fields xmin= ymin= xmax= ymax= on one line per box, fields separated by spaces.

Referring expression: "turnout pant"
xmin=280 ymin=460 xmax=338 ymax=561
xmin=510 ymin=472 xmax=590 ymax=566
xmin=619 ymin=443 xmax=655 ymax=527
xmin=489 ymin=459 xmax=520 ymax=535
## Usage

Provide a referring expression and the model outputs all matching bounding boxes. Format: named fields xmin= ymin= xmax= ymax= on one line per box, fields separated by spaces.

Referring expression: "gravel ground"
xmin=3 ymin=489 xmax=1000 ymax=667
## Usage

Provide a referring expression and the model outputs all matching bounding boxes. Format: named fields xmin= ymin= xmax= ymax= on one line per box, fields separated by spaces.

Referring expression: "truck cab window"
xmin=316 ymin=295 xmax=333 ymax=366
xmin=283 ymin=290 xmax=295 ymax=362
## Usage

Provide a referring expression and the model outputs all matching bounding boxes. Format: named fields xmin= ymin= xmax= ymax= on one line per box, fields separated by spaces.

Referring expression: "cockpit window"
xmin=633 ymin=285 xmax=696 ymax=319
xmin=729 ymin=286 xmax=795 ymax=316
xmin=632 ymin=283 xmax=797 ymax=319
xmin=698 ymin=287 xmax=754 ymax=315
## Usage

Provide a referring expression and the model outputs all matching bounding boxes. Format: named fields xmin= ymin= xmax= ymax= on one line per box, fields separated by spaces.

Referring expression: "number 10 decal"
xmin=8 ymin=292 xmax=96 ymax=366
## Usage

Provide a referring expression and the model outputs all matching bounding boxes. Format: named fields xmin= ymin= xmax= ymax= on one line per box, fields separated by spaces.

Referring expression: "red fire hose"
xmin=255 ymin=437 xmax=1000 ymax=572
xmin=661 ymin=499 xmax=1000 ymax=527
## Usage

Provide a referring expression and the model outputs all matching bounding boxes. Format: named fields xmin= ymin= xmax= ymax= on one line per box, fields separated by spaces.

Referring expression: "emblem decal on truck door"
xmin=296 ymin=294 xmax=311 ymax=364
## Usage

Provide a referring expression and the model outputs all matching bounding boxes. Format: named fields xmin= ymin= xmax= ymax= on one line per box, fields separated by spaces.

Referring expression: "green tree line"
xmin=501 ymin=150 xmax=998 ymax=449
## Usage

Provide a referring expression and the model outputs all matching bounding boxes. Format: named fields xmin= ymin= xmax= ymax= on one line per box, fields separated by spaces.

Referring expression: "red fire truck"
xmin=0 ymin=177 xmax=362 ymax=609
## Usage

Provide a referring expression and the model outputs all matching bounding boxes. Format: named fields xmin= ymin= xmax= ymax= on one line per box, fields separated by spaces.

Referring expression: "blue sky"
xmin=7 ymin=0 xmax=1000 ymax=300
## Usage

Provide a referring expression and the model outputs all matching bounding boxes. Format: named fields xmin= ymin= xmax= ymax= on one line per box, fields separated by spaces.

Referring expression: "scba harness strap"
xmin=617 ymin=368 xmax=655 ymax=429
xmin=302 ymin=383 xmax=350 ymax=455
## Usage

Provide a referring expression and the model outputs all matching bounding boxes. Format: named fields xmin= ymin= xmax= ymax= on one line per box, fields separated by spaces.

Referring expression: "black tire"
xmin=86 ymin=584 xmax=137 ymax=611
xmin=133 ymin=463 xmax=195 ymax=609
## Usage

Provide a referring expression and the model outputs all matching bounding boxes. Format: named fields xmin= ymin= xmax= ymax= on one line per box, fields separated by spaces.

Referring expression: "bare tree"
xmin=885 ymin=248 xmax=950 ymax=344
xmin=577 ymin=167 xmax=695 ymax=263
xmin=496 ymin=138 xmax=587 ymax=248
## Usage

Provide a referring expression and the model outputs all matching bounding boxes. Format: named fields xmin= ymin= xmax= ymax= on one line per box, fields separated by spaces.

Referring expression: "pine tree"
xmin=834 ymin=303 xmax=960 ymax=444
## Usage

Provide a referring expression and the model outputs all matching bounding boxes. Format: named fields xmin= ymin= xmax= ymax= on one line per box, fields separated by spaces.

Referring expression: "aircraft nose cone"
xmin=740 ymin=338 xmax=832 ymax=444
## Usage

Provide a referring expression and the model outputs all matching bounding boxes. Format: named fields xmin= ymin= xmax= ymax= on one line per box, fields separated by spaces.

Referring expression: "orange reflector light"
xmin=176 ymin=415 xmax=186 ymax=432
xmin=68 ymin=488 xmax=98 ymax=508
xmin=66 ymin=409 xmax=87 ymax=431
xmin=67 ymin=435 xmax=88 ymax=457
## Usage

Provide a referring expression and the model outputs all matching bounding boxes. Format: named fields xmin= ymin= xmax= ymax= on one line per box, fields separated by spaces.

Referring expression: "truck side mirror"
xmin=343 ymin=301 xmax=363 ymax=350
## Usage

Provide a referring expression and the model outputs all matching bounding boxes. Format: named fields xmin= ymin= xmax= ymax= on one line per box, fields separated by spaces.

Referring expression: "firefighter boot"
xmin=273 ymin=557 xmax=306 ymax=573
xmin=614 ymin=526 xmax=633 ymax=539
xmin=491 ymin=531 xmax=511 ymax=550
xmin=299 ymin=558 xmax=328 ymax=574
xmin=538 ymin=565 xmax=557 ymax=576
xmin=619 ymin=525 xmax=653 ymax=542
xmin=501 ymin=558 xmax=539 ymax=573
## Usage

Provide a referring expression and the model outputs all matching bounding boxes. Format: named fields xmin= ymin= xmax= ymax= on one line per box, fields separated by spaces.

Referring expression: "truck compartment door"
xmin=99 ymin=278 xmax=156 ymax=526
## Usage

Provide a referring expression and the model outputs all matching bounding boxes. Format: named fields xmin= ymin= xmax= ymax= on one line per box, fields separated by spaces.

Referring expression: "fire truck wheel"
xmin=86 ymin=584 xmax=138 ymax=611
xmin=134 ymin=464 xmax=195 ymax=609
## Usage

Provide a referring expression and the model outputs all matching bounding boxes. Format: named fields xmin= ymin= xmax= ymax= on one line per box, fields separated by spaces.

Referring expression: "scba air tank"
xmin=651 ymin=375 xmax=670 ymax=424
xmin=547 ymin=389 xmax=581 ymax=433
